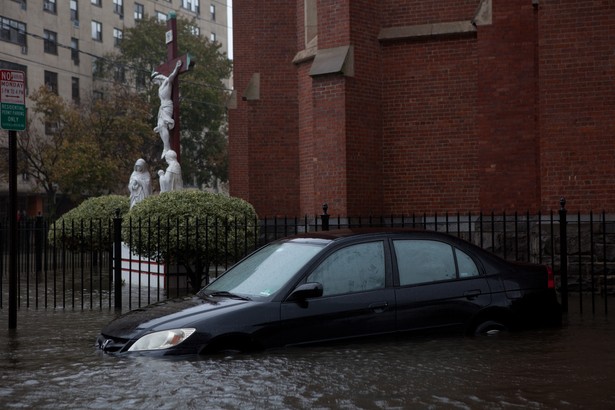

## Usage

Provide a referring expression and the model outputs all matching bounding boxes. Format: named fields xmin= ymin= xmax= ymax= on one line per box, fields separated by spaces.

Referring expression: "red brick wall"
xmin=318 ymin=1 xmax=351 ymax=48
xmin=310 ymin=76 xmax=348 ymax=214
xmin=230 ymin=0 xmax=615 ymax=217
xmin=344 ymin=1 xmax=384 ymax=216
xmin=538 ymin=0 xmax=615 ymax=211
xmin=298 ymin=64 xmax=315 ymax=215
xmin=476 ymin=0 xmax=540 ymax=211
xmin=229 ymin=1 xmax=300 ymax=217
xmin=381 ymin=37 xmax=480 ymax=213
xmin=381 ymin=0 xmax=479 ymax=26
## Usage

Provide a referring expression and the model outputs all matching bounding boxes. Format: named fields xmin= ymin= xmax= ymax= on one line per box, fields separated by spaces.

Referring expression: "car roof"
xmin=285 ymin=227 xmax=447 ymax=242
xmin=285 ymin=227 xmax=497 ymax=255
xmin=282 ymin=227 xmax=511 ymax=274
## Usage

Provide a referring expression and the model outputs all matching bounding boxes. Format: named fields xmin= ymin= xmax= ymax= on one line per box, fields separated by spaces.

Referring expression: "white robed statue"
xmin=128 ymin=158 xmax=152 ymax=208
xmin=158 ymin=150 xmax=183 ymax=192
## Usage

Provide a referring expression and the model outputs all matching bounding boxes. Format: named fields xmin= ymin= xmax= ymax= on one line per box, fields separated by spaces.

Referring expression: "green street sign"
xmin=0 ymin=70 xmax=26 ymax=131
xmin=1 ymin=102 xmax=26 ymax=131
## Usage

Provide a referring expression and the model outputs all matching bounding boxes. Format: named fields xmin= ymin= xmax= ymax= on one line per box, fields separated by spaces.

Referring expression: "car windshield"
xmin=200 ymin=241 xmax=326 ymax=300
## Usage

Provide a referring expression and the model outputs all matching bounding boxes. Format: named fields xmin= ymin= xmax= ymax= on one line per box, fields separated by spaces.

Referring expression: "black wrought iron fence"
xmin=1 ymin=202 xmax=613 ymax=314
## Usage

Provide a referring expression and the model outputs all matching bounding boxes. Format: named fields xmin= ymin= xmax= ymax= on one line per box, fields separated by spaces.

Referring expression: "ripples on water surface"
xmin=1 ymin=300 xmax=614 ymax=409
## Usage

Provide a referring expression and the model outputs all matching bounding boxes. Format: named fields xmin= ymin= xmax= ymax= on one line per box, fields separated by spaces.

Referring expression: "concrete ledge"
xmin=293 ymin=36 xmax=318 ymax=64
xmin=473 ymin=0 xmax=492 ymax=26
xmin=309 ymin=45 xmax=354 ymax=77
xmin=378 ymin=20 xmax=476 ymax=42
xmin=242 ymin=73 xmax=260 ymax=101
xmin=293 ymin=46 xmax=317 ymax=64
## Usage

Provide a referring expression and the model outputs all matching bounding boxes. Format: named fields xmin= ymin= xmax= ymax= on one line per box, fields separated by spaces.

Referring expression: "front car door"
xmin=280 ymin=240 xmax=396 ymax=346
xmin=393 ymin=239 xmax=492 ymax=333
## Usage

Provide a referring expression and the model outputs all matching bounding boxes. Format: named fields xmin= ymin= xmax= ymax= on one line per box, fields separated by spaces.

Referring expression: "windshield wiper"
xmin=207 ymin=291 xmax=251 ymax=301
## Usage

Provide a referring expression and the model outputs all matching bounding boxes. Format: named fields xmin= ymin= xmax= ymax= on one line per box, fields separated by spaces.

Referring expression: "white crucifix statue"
xmin=151 ymin=11 xmax=194 ymax=162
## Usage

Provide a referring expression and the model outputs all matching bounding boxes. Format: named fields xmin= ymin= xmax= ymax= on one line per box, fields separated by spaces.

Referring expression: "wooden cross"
xmin=154 ymin=11 xmax=193 ymax=163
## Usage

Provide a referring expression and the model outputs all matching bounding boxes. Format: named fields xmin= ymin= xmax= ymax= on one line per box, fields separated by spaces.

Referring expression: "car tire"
xmin=473 ymin=320 xmax=508 ymax=336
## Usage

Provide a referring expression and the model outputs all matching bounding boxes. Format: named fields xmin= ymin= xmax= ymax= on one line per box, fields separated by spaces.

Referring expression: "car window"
xmin=456 ymin=248 xmax=480 ymax=278
xmin=204 ymin=241 xmax=324 ymax=298
xmin=394 ymin=240 xmax=458 ymax=285
xmin=306 ymin=241 xmax=385 ymax=296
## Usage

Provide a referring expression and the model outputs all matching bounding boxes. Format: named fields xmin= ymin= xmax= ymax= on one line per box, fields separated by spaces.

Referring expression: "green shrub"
xmin=47 ymin=195 xmax=129 ymax=251
xmin=123 ymin=190 xmax=258 ymax=291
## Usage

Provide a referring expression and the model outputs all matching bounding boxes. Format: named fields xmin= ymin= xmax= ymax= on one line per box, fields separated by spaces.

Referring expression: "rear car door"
xmin=393 ymin=239 xmax=492 ymax=333
xmin=280 ymin=240 xmax=396 ymax=346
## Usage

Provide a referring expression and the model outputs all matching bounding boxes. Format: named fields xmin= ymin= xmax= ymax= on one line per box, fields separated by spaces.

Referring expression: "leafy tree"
xmin=17 ymin=86 xmax=83 ymax=216
xmin=19 ymin=85 xmax=156 ymax=214
xmin=100 ymin=16 xmax=233 ymax=188
xmin=54 ymin=84 xmax=156 ymax=199
xmin=123 ymin=190 xmax=258 ymax=292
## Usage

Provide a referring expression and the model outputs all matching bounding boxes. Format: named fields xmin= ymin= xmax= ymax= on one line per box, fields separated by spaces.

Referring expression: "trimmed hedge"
xmin=47 ymin=195 xmax=129 ymax=251
xmin=123 ymin=190 xmax=259 ymax=290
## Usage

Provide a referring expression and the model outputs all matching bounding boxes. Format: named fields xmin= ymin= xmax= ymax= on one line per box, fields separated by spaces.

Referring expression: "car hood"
xmin=101 ymin=295 xmax=249 ymax=339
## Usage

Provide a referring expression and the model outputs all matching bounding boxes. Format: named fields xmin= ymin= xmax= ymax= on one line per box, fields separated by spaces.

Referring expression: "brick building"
xmin=229 ymin=0 xmax=615 ymax=217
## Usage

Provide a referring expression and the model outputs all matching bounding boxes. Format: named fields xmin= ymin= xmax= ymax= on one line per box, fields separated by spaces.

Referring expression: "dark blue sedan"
xmin=97 ymin=229 xmax=561 ymax=355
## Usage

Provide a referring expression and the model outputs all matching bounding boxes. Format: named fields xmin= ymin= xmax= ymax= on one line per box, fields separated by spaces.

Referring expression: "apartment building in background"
xmin=0 ymin=0 xmax=229 ymax=216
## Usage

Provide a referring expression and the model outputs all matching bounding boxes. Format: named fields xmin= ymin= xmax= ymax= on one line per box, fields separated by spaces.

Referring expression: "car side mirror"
xmin=289 ymin=282 xmax=323 ymax=302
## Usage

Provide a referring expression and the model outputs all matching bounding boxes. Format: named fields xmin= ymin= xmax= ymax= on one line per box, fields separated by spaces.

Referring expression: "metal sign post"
xmin=1 ymin=69 xmax=26 ymax=330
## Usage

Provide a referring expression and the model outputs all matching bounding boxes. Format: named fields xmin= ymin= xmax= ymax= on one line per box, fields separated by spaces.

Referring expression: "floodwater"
xmin=1 ymin=296 xmax=614 ymax=409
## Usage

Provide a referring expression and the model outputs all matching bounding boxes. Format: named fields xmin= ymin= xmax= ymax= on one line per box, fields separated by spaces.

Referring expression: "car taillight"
xmin=546 ymin=265 xmax=555 ymax=289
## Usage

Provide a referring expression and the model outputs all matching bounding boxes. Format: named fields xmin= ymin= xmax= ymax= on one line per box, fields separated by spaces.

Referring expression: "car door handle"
xmin=464 ymin=289 xmax=481 ymax=300
xmin=369 ymin=302 xmax=389 ymax=313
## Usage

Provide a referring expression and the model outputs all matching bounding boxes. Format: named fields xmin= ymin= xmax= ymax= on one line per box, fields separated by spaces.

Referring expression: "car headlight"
xmin=128 ymin=328 xmax=196 ymax=352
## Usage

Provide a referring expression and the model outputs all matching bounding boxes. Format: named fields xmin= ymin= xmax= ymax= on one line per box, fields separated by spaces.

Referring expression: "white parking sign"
xmin=1 ymin=69 xmax=26 ymax=131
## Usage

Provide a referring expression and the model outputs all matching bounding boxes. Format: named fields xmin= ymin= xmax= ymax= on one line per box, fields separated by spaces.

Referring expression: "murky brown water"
xmin=1 ymin=296 xmax=614 ymax=409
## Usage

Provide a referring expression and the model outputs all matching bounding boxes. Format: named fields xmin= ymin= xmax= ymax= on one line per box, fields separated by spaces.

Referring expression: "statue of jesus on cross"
xmin=151 ymin=60 xmax=182 ymax=159
xmin=151 ymin=11 xmax=193 ymax=163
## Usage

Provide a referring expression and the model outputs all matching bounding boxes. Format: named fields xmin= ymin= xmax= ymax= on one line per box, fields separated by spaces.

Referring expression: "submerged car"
xmin=97 ymin=228 xmax=561 ymax=356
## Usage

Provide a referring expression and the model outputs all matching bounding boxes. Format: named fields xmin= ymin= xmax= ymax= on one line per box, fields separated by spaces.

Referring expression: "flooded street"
xmin=1 ymin=297 xmax=614 ymax=409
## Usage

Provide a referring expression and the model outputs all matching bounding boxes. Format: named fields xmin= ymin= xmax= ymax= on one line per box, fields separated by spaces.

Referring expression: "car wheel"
xmin=473 ymin=320 xmax=508 ymax=336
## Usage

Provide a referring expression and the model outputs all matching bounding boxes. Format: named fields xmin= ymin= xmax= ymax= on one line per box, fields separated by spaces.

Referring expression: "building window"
xmin=113 ymin=28 xmax=123 ymax=47
xmin=156 ymin=12 xmax=167 ymax=23
xmin=305 ymin=0 xmax=317 ymax=47
xmin=45 ymin=121 xmax=59 ymax=135
xmin=91 ymin=21 xmax=102 ymax=41
xmin=113 ymin=0 xmax=124 ymax=17
xmin=72 ymin=77 xmax=80 ymax=103
xmin=91 ymin=0 xmax=101 ymax=7
xmin=210 ymin=32 xmax=216 ymax=42
xmin=210 ymin=4 xmax=215 ymax=21
xmin=44 ymin=70 xmax=58 ymax=94
xmin=43 ymin=0 xmax=57 ymax=14
xmin=70 ymin=0 xmax=79 ymax=22
xmin=189 ymin=25 xmax=200 ymax=36
xmin=71 ymin=38 xmax=79 ymax=64
xmin=0 ymin=17 xmax=27 ymax=47
xmin=182 ymin=0 xmax=200 ymax=13
xmin=44 ymin=30 xmax=58 ymax=55
xmin=136 ymin=71 xmax=146 ymax=90
xmin=92 ymin=57 xmax=101 ymax=78
xmin=114 ymin=66 xmax=125 ymax=83
xmin=12 ymin=0 xmax=27 ymax=11
xmin=134 ymin=3 xmax=144 ymax=20
xmin=93 ymin=90 xmax=103 ymax=100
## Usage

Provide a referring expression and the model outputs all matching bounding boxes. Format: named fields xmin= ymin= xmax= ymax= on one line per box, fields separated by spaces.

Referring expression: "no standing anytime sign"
xmin=0 ymin=70 xmax=26 ymax=131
